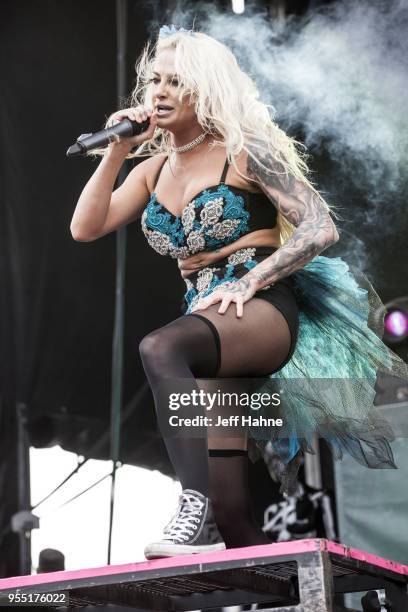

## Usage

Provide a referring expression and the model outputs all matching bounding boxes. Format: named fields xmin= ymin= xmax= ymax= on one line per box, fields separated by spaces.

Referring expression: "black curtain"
xmin=1 ymin=0 xmax=191 ymax=450
xmin=0 ymin=0 xmax=186 ymax=575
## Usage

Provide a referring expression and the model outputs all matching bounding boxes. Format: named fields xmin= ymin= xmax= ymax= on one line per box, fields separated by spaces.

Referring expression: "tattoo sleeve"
xmin=244 ymin=145 xmax=339 ymax=288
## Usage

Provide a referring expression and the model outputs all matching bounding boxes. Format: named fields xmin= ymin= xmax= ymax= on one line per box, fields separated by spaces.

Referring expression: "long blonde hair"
xmin=105 ymin=30 xmax=335 ymax=243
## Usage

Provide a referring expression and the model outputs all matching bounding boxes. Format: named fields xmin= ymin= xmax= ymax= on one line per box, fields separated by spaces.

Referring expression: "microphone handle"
xmin=66 ymin=118 xmax=151 ymax=157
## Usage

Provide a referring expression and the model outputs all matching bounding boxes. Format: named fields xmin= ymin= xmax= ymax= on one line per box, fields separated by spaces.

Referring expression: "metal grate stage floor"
xmin=0 ymin=539 xmax=407 ymax=611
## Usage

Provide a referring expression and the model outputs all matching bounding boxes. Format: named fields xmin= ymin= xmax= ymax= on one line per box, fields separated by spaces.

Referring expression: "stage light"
xmin=384 ymin=309 xmax=408 ymax=342
xmin=232 ymin=0 xmax=245 ymax=14
xmin=375 ymin=297 xmax=408 ymax=402
xmin=379 ymin=296 xmax=408 ymax=346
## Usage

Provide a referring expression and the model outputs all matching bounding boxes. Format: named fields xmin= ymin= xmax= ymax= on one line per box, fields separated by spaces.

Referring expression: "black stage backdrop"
xmin=0 ymin=0 xmax=186 ymax=575
xmin=0 ymin=0 xmax=187 ymax=455
xmin=1 ymin=0 xmax=407 ymax=576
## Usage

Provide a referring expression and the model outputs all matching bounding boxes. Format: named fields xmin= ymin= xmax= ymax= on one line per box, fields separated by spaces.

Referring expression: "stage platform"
xmin=0 ymin=539 xmax=407 ymax=611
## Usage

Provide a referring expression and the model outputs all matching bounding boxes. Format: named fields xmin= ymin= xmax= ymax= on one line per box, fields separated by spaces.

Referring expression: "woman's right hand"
xmin=106 ymin=105 xmax=158 ymax=153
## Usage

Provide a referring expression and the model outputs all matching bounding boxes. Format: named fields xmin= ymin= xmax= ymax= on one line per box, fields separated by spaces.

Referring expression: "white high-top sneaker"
xmin=144 ymin=489 xmax=226 ymax=559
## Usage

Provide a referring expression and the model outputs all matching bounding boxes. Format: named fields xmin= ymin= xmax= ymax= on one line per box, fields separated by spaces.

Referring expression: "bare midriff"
xmin=229 ymin=227 xmax=281 ymax=250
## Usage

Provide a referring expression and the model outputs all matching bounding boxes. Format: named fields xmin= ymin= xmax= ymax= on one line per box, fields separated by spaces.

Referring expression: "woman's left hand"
xmin=191 ymin=276 xmax=259 ymax=318
xmin=178 ymin=251 xmax=220 ymax=278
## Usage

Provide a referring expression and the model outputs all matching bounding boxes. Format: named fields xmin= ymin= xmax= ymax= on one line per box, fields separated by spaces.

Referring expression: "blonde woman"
xmin=71 ymin=25 xmax=406 ymax=560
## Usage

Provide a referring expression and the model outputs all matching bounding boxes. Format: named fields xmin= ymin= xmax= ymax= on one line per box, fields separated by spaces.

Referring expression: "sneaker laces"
xmin=162 ymin=492 xmax=205 ymax=543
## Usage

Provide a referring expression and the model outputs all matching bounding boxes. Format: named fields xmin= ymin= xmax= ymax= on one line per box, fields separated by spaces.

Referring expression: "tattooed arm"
xmin=242 ymin=147 xmax=339 ymax=289
xmin=191 ymin=145 xmax=339 ymax=317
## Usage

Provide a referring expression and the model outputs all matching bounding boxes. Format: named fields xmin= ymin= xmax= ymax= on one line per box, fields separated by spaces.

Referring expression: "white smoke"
xmin=163 ymin=0 xmax=408 ymax=241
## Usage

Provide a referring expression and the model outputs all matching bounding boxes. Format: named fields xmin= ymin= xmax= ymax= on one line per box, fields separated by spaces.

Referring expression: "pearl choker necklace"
xmin=170 ymin=132 xmax=206 ymax=153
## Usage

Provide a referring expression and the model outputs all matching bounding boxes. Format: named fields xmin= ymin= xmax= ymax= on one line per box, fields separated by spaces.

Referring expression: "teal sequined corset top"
xmin=141 ymin=155 xmax=277 ymax=259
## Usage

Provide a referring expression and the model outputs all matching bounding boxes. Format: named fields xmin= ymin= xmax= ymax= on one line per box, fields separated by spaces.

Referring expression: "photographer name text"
xmin=169 ymin=415 xmax=283 ymax=427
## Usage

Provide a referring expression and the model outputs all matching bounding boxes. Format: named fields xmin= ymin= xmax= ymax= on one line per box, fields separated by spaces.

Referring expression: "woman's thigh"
xmin=192 ymin=297 xmax=292 ymax=378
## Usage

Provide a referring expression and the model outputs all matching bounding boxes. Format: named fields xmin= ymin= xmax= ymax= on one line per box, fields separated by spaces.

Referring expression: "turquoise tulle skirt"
xmin=247 ymin=255 xmax=408 ymax=495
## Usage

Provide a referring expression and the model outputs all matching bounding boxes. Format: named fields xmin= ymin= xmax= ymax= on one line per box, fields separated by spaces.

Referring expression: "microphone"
xmin=66 ymin=118 xmax=151 ymax=157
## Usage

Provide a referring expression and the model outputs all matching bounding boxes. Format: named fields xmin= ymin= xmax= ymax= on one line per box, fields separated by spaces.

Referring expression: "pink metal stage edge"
xmin=0 ymin=538 xmax=407 ymax=611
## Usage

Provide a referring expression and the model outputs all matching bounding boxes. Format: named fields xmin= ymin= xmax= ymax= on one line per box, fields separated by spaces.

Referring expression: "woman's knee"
xmin=139 ymin=329 xmax=164 ymax=365
xmin=139 ymin=324 xmax=182 ymax=367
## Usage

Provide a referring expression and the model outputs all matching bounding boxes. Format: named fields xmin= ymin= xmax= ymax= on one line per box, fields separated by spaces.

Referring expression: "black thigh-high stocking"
xmin=140 ymin=297 xmax=293 ymax=547
xmin=208 ymin=450 xmax=270 ymax=547
xmin=139 ymin=314 xmax=220 ymax=496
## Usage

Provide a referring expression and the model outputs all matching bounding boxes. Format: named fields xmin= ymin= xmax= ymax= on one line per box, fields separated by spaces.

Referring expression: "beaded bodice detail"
xmin=141 ymin=156 xmax=277 ymax=259
xmin=142 ymin=184 xmax=251 ymax=259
